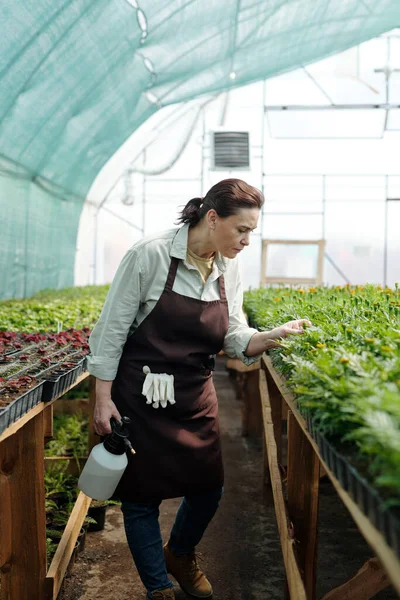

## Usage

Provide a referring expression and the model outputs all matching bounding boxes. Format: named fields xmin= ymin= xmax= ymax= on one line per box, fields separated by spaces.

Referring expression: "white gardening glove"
xmin=142 ymin=366 xmax=175 ymax=409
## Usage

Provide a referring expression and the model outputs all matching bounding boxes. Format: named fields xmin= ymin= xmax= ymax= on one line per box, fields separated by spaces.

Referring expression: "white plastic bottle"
xmin=78 ymin=417 xmax=134 ymax=500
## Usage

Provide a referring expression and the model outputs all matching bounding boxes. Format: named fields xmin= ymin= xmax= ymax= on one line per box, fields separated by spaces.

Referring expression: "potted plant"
xmin=87 ymin=499 xmax=120 ymax=532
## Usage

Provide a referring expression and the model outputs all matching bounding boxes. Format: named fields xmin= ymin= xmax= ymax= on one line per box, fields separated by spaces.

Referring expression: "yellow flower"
xmin=340 ymin=357 xmax=350 ymax=364
xmin=273 ymin=297 xmax=281 ymax=302
xmin=316 ymin=343 xmax=326 ymax=348
xmin=380 ymin=346 xmax=393 ymax=352
xmin=297 ymin=289 xmax=305 ymax=294
xmin=364 ymin=337 xmax=374 ymax=343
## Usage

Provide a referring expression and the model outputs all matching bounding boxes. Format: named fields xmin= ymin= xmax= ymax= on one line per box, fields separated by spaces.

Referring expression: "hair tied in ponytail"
xmin=177 ymin=179 xmax=264 ymax=227
xmin=177 ymin=196 xmax=203 ymax=226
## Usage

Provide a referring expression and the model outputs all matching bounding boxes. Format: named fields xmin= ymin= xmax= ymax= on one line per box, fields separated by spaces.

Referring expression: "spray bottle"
xmin=78 ymin=416 xmax=135 ymax=500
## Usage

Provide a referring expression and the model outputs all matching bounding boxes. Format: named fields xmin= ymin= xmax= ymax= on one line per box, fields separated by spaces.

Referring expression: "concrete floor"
xmin=60 ymin=357 xmax=398 ymax=600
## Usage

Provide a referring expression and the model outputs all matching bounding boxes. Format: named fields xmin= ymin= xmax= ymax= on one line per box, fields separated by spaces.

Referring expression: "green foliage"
xmin=45 ymin=498 xmax=58 ymax=514
xmin=46 ymin=529 xmax=63 ymax=540
xmin=84 ymin=515 xmax=98 ymax=525
xmin=44 ymin=412 xmax=91 ymax=564
xmin=244 ymin=283 xmax=400 ymax=503
xmin=46 ymin=537 xmax=58 ymax=565
xmin=0 ymin=285 xmax=109 ymax=332
xmin=45 ymin=462 xmax=79 ymax=560
xmin=45 ymin=413 xmax=88 ymax=464
xmin=90 ymin=499 xmax=120 ymax=508
xmin=44 ymin=462 xmax=77 ymax=511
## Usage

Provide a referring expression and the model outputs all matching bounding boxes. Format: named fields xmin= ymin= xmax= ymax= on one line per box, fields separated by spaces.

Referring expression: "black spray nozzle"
xmin=104 ymin=416 xmax=134 ymax=455
xmin=110 ymin=416 xmax=131 ymax=435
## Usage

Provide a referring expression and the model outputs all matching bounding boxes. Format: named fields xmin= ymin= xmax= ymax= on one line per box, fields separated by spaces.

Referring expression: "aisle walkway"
xmin=61 ymin=358 xmax=285 ymax=600
xmin=61 ymin=357 xmax=397 ymax=600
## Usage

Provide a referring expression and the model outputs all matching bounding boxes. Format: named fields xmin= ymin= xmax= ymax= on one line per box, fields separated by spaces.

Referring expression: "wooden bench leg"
xmin=242 ymin=370 xmax=263 ymax=437
xmin=259 ymin=371 xmax=307 ymax=599
xmin=236 ymin=373 xmax=248 ymax=436
xmin=0 ymin=412 xmax=47 ymax=600
xmin=287 ymin=410 xmax=320 ymax=600
xmin=262 ymin=432 xmax=273 ymax=504
xmin=88 ymin=375 xmax=101 ymax=452
xmin=262 ymin=368 xmax=283 ymax=502
xmin=265 ymin=369 xmax=283 ymax=465
xmin=43 ymin=404 xmax=54 ymax=444
xmin=321 ymin=557 xmax=391 ymax=600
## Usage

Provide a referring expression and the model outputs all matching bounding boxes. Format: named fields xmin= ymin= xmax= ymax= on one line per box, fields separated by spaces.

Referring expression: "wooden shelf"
xmin=0 ymin=371 xmax=91 ymax=600
xmin=0 ymin=372 xmax=89 ymax=443
xmin=260 ymin=355 xmax=400 ymax=597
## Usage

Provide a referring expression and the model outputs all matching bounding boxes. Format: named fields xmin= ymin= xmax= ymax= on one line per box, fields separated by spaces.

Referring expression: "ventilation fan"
xmin=211 ymin=131 xmax=250 ymax=170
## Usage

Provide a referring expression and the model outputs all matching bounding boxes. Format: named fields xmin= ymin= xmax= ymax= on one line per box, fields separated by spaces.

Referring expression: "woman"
xmin=88 ymin=178 xmax=310 ymax=600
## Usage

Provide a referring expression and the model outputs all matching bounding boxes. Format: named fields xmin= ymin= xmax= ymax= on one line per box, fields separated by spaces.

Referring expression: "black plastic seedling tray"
xmin=0 ymin=353 xmax=88 ymax=435
xmin=0 ymin=381 xmax=44 ymax=435
xmin=42 ymin=357 xmax=87 ymax=402
xmin=306 ymin=415 xmax=400 ymax=558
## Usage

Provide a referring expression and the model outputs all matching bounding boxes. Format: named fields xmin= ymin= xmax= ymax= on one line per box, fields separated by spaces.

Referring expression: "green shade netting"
xmin=1 ymin=0 xmax=400 ymax=299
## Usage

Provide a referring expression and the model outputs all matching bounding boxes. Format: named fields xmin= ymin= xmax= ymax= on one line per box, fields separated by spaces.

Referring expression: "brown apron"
xmin=112 ymin=256 xmax=229 ymax=503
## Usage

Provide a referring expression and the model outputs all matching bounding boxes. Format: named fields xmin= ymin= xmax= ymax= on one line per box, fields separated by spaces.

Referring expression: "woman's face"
xmin=211 ymin=207 xmax=260 ymax=259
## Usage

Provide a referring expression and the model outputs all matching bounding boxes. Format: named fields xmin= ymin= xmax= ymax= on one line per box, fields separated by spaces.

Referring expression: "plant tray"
xmin=0 ymin=381 xmax=44 ymax=435
xmin=306 ymin=415 xmax=400 ymax=558
xmin=42 ymin=357 xmax=87 ymax=403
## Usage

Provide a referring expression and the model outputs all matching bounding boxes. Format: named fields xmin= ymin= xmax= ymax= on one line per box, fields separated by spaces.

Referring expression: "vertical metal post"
xmin=259 ymin=80 xmax=267 ymax=288
xmin=93 ymin=209 xmax=98 ymax=285
xmin=384 ymin=175 xmax=389 ymax=287
xmin=201 ymin=111 xmax=206 ymax=196
xmin=23 ymin=192 xmax=30 ymax=298
xmin=386 ymin=37 xmax=390 ymax=105
xmin=142 ymin=149 xmax=146 ymax=236
xmin=322 ymin=174 xmax=326 ymax=240
xmin=260 ymin=79 xmax=266 ymax=239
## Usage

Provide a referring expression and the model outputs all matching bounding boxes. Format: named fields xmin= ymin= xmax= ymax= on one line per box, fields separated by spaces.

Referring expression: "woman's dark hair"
xmin=177 ymin=178 xmax=264 ymax=227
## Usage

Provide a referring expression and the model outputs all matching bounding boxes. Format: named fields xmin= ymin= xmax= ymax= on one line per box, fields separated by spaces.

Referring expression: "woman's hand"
xmin=94 ymin=398 xmax=122 ymax=435
xmin=94 ymin=378 xmax=122 ymax=435
xmin=245 ymin=319 xmax=312 ymax=356
xmin=266 ymin=319 xmax=312 ymax=348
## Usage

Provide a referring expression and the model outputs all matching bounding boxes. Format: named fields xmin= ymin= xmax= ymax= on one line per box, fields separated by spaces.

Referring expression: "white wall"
xmin=76 ymin=35 xmax=400 ymax=289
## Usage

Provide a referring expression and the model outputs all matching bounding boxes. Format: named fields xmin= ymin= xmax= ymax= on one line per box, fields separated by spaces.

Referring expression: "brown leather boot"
xmin=149 ymin=587 xmax=175 ymax=599
xmin=164 ymin=543 xmax=213 ymax=598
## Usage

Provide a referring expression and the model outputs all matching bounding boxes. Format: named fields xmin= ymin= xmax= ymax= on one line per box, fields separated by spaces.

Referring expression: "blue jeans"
xmin=121 ymin=488 xmax=223 ymax=597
